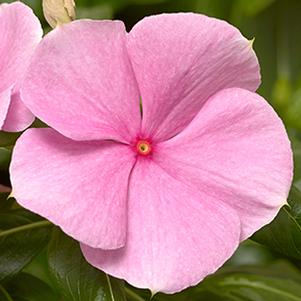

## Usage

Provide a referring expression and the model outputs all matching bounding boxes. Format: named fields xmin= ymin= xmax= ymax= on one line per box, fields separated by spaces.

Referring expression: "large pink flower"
xmin=11 ymin=14 xmax=293 ymax=293
xmin=0 ymin=1 xmax=42 ymax=132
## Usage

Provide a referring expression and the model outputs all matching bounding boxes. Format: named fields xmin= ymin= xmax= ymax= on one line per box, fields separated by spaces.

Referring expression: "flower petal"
xmin=21 ymin=20 xmax=141 ymax=143
xmin=1 ymin=92 xmax=34 ymax=132
xmin=127 ymin=13 xmax=260 ymax=141
xmin=0 ymin=2 xmax=42 ymax=132
xmin=10 ymin=128 xmax=136 ymax=249
xmin=81 ymin=159 xmax=241 ymax=294
xmin=155 ymin=88 xmax=293 ymax=240
xmin=0 ymin=88 xmax=12 ymax=130
xmin=0 ymin=2 xmax=42 ymax=92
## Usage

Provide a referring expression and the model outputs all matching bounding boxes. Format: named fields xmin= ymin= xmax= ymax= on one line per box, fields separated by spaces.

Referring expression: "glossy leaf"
xmin=3 ymin=273 xmax=59 ymax=301
xmin=222 ymin=260 xmax=301 ymax=283
xmin=48 ymin=228 xmax=126 ymax=301
xmin=252 ymin=186 xmax=301 ymax=259
xmin=197 ymin=273 xmax=301 ymax=301
xmin=0 ymin=210 xmax=52 ymax=282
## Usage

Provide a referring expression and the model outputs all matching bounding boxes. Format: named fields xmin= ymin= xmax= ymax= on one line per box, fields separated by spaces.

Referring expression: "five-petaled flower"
xmin=0 ymin=2 xmax=42 ymax=132
xmin=11 ymin=13 xmax=293 ymax=294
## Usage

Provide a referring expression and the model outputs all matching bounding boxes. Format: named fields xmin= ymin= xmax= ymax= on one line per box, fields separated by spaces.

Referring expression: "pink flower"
xmin=10 ymin=14 xmax=293 ymax=293
xmin=0 ymin=1 xmax=42 ymax=132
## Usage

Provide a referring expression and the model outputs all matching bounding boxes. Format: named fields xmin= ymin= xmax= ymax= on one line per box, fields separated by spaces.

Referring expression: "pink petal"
xmin=0 ymin=2 xmax=41 ymax=132
xmin=0 ymin=88 xmax=12 ymax=129
xmin=10 ymin=128 xmax=136 ymax=249
xmin=0 ymin=2 xmax=42 ymax=92
xmin=1 ymin=92 xmax=35 ymax=132
xmin=81 ymin=159 xmax=241 ymax=294
xmin=155 ymin=88 xmax=293 ymax=240
xmin=21 ymin=20 xmax=141 ymax=143
xmin=127 ymin=13 xmax=260 ymax=141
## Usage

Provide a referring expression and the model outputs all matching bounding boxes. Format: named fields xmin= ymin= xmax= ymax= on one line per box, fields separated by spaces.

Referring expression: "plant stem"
xmin=0 ymin=285 xmax=13 ymax=301
xmin=105 ymin=274 xmax=116 ymax=301
xmin=125 ymin=287 xmax=146 ymax=301
xmin=0 ymin=220 xmax=52 ymax=237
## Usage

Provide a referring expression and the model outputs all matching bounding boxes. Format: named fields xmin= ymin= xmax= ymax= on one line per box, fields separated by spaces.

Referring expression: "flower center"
xmin=136 ymin=140 xmax=152 ymax=156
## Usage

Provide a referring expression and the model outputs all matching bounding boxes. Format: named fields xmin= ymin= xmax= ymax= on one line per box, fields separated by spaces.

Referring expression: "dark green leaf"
xmin=222 ymin=259 xmax=301 ymax=283
xmin=23 ymin=249 xmax=58 ymax=290
xmin=252 ymin=185 xmax=301 ymax=260
xmin=0 ymin=148 xmax=11 ymax=171
xmin=3 ymin=273 xmax=59 ymax=301
xmin=293 ymin=147 xmax=301 ymax=183
xmin=0 ymin=131 xmax=20 ymax=147
xmin=48 ymin=228 xmax=126 ymax=301
xmin=198 ymin=273 xmax=301 ymax=301
xmin=0 ymin=285 xmax=13 ymax=301
xmin=286 ymin=88 xmax=301 ymax=131
xmin=0 ymin=193 xmax=12 ymax=211
xmin=0 ymin=210 xmax=52 ymax=282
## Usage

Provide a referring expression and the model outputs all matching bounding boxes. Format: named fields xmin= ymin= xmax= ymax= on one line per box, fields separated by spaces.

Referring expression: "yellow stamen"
xmin=136 ymin=140 xmax=152 ymax=156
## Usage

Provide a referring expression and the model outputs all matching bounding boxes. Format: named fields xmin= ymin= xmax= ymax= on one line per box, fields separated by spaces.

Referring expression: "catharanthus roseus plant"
xmin=10 ymin=13 xmax=293 ymax=294
xmin=0 ymin=2 xmax=42 ymax=132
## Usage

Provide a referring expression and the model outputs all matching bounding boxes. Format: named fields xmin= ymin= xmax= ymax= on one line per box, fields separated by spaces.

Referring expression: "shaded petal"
xmin=0 ymin=2 xmax=42 ymax=132
xmin=127 ymin=13 xmax=260 ymax=141
xmin=81 ymin=159 xmax=240 ymax=294
xmin=10 ymin=128 xmax=136 ymax=249
xmin=155 ymin=88 xmax=293 ymax=240
xmin=0 ymin=2 xmax=42 ymax=91
xmin=1 ymin=92 xmax=34 ymax=132
xmin=0 ymin=88 xmax=12 ymax=129
xmin=21 ymin=20 xmax=141 ymax=143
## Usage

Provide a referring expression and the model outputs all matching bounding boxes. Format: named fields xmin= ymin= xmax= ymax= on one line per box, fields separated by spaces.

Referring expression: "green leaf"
xmin=0 ymin=210 xmax=52 ymax=282
xmin=252 ymin=185 xmax=301 ymax=259
xmin=198 ymin=273 xmax=301 ymax=301
xmin=0 ymin=131 xmax=20 ymax=147
xmin=286 ymin=87 xmax=301 ymax=132
xmin=0 ymin=285 xmax=13 ymax=301
xmin=0 ymin=148 xmax=11 ymax=171
xmin=0 ymin=193 xmax=12 ymax=210
xmin=195 ymin=0 xmax=233 ymax=19
xmin=3 ymin=273 xmax=59 ymax=301
xmin=76 ymin=4 xmax=113 ymax=20
xmin=235 ymin=0 xmax=276 ymax=17
xmin=222 ymin=259 xmax=301 ymax=283
xmin=48 ymin=228 xmax=126 ymax=301
xmin=293 ymin=147 xmax=301 ymax=183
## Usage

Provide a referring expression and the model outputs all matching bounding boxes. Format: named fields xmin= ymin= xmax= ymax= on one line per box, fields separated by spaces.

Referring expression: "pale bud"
xmin=43 ymin=0 xmax=76 ymax=28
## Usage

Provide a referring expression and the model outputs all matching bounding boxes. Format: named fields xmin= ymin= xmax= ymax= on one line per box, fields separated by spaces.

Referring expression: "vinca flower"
xmin=11 ymin=14 xmax=293 ymax=293
xmin=0 ymin=1 xmax=42 ymax=132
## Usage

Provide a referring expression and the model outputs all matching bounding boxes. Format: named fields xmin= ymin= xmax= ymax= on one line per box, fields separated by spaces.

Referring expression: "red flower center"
xmin=136 ymin=140 xmax=152 ymax=156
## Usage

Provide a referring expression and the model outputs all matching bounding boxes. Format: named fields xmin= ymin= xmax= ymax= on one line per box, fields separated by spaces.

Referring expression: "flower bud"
xmin=43 ymin=0 xmax=75 ymax=28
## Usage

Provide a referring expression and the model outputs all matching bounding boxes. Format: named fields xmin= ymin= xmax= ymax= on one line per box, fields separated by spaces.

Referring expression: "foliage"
xmin=0 ymin=0 xmax=301 ymax=300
